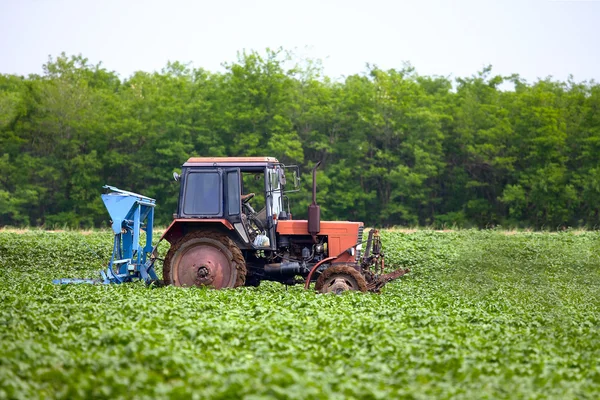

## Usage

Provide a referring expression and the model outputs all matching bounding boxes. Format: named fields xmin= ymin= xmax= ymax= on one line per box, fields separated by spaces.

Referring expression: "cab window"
xmin=183 ymin=171 xmax=222 ymax=216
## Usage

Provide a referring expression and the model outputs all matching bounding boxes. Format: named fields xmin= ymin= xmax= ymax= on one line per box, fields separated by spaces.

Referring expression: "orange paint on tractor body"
xmin=276 ymin=220 xmax=363 ymax=261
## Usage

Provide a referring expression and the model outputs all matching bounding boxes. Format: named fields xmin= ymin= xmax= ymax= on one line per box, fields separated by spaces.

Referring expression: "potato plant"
xmin=0 ymin=230 xmax=599 ymax=399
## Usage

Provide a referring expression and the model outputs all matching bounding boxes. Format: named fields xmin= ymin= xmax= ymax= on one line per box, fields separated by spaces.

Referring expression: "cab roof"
xmin=183 ymin=157 xmax=280 ymax=167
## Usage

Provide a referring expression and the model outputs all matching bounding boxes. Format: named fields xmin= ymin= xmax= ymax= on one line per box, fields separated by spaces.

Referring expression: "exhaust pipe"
xmin=308 ymin=161 xmax=321 ymax=243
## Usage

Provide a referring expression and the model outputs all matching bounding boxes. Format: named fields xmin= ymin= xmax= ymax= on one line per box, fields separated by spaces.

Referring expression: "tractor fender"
xmin=160 ymin=218 xmax=234 ymax=245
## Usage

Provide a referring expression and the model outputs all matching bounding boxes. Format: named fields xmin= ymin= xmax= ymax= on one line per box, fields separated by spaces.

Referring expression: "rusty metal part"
xmin=163 ymin=230 xmax=246 ymax=288
xmin=362 ymin=269 xmax=375 ymax=284
xmin=360 ymin=229 xmax=385 ymax=273
xmin=174 ymin=239 xmax=232 ymax=287
xmin=366 ymin=268 xmax=410 ymax=293
xmin=315 ymin=264 xmax=367 ymax=294
xmin=358 ymin=228 xmax=409 ymax=292
xmin=372 ymin=229 xmax=382 ymax=256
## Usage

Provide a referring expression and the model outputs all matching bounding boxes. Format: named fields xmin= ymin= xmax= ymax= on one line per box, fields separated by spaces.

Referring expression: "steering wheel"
xmin=241 ymin=192 xmax=255 ymax=204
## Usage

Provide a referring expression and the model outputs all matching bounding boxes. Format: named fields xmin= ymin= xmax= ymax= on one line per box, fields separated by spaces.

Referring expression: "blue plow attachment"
xmin=53 ymin=185 xmax=159 ymax=285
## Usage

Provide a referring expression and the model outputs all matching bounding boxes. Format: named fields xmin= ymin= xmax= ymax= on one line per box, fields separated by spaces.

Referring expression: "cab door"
xmin=224 ymin=168 xmax=251 ymax=245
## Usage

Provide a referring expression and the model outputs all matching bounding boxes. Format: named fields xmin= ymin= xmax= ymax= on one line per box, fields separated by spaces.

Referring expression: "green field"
xmin=0 ymin=230 xmax=599 ymax=399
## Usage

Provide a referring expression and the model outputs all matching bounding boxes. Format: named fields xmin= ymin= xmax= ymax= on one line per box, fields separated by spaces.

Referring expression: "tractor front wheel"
xmin=314 ymin=264 xmax=367 ymax=294
xmin=163 ymin=231 xmax=246 ymax=288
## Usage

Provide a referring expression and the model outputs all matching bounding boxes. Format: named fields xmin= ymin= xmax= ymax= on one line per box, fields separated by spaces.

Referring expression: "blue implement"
xmin=53 ymin=185 xmax=159 ymax=285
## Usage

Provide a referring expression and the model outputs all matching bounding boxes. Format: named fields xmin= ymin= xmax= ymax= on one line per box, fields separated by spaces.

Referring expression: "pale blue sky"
xmin=0 ymin=0 xmax=599 ymax=82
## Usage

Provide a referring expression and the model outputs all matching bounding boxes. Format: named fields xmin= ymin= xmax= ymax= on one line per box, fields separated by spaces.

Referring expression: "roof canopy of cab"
xmin=183 ymin=157 xmax=280 ymax=167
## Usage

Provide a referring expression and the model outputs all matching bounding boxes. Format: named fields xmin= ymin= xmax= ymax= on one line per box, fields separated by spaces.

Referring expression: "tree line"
xmin=1 ymin=50 xmax=599 ymax=229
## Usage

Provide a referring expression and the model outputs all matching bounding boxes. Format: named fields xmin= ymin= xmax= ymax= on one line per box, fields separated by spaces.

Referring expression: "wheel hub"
xmin=175 ymin=244 xmax=235 ymax=288
xmin=324 ymin=276 xmax=357 ymax=294
xmin=196 ymin=265 xmax=213 ymax=285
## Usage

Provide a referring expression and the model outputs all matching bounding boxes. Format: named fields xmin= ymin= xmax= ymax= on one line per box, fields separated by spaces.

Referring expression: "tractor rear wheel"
xmin=162 ymin=231 xmax=246 ymax=288
xmin=314 ymin=264 xmax=367 ymax=294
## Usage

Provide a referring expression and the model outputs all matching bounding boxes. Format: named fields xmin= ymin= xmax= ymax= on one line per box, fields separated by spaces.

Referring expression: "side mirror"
xmin=282 ymin=165 xmax=301 ymax=192
xmin=173 ymin=172 xmax=180 ymax=182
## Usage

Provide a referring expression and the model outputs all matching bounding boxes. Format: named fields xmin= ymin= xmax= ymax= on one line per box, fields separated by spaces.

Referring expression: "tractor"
xmin=157 ymin=157 xmax=408 ymax=293
xmin=54 ymin=156 xmax=408 ymax=292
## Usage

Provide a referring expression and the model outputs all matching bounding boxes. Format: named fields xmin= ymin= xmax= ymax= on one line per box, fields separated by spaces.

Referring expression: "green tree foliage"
xmin=0 ymin=51 xmax=598 ymax=228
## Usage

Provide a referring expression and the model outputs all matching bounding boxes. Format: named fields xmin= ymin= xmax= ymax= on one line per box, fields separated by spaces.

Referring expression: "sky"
xmin=0 ymin=0 xmax=599 ymax=83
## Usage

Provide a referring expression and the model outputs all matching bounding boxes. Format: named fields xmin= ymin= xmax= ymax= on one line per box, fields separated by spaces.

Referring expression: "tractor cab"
xmin=167 ymin=157 xmax=298 ymax=251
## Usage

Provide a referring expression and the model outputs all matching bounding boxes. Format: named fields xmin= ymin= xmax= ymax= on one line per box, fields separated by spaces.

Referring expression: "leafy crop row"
xmin=0 ymin=230 xmax=599 ymax=399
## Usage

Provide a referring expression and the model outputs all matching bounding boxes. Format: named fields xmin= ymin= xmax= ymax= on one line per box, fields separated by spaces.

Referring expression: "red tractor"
xmin=158 ymin=157 xmax=408 ymax=293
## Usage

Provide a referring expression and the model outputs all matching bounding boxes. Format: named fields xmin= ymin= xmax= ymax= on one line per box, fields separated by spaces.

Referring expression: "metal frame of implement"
xmin=53 ymin=185 xmax=158 ymax=285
